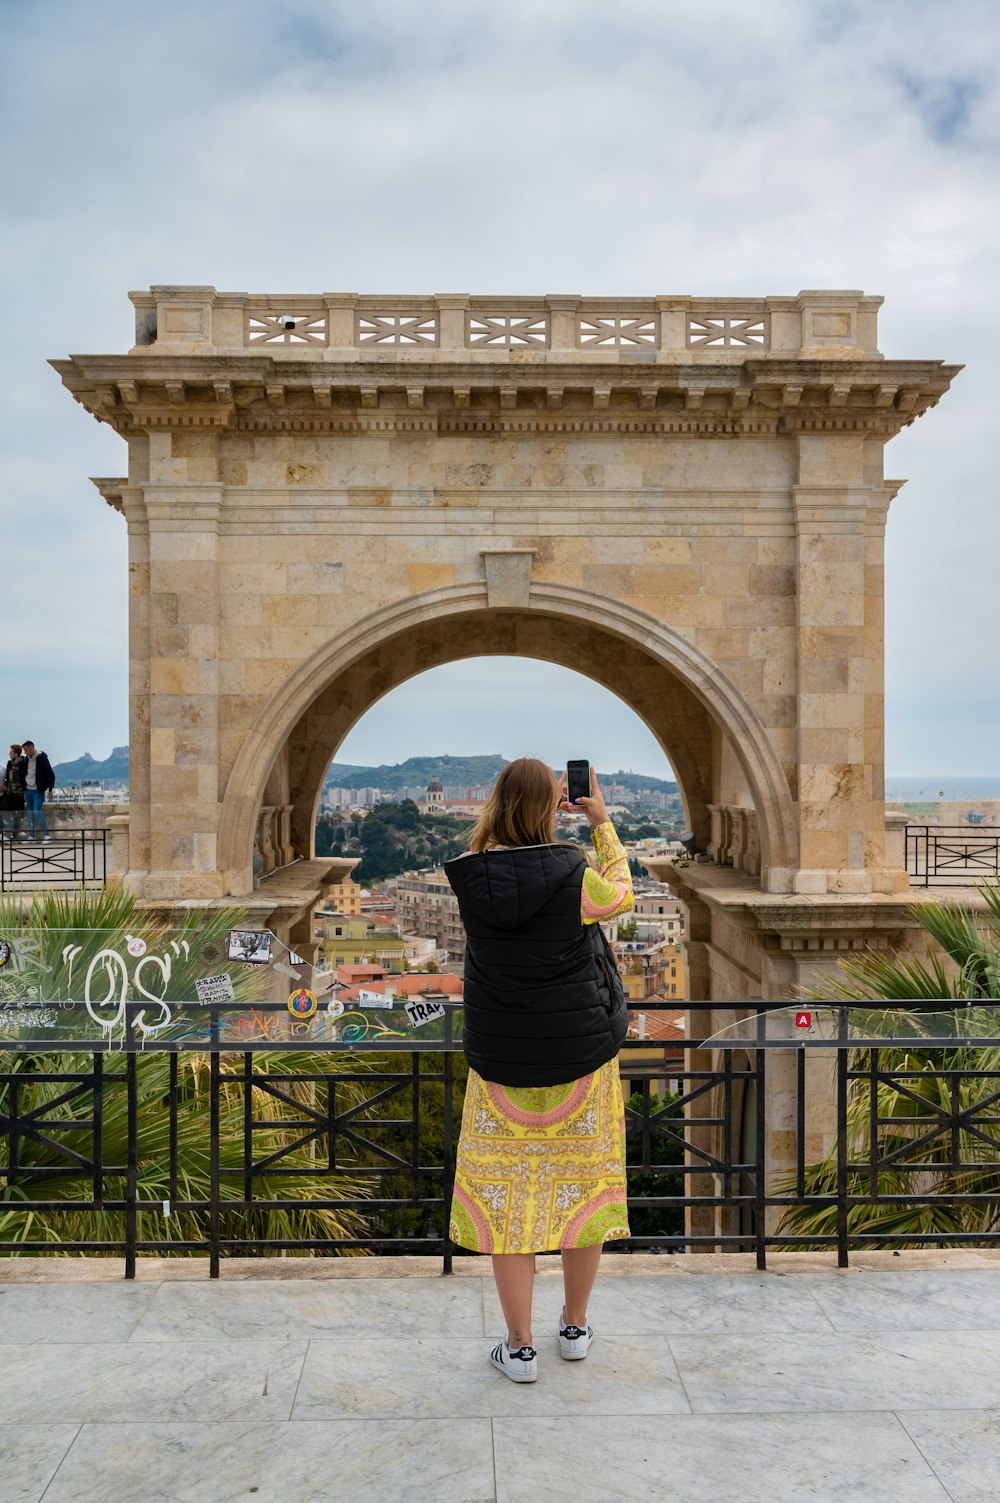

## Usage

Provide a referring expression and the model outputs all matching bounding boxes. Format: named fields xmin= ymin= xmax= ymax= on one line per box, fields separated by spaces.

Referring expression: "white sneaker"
xmin=559 ymin=1321 xmax=594 ymax=1360
xmin=490 ymin=1339 xmax=538 ymax=1383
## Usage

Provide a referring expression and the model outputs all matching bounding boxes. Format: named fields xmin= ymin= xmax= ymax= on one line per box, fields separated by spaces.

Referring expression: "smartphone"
xmin=566 ymin=760 xmax=592 ymax=804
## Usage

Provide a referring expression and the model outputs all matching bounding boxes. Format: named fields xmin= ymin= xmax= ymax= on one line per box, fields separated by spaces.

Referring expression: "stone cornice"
xmin=90 ymin=476 xmax=127 ymax=514
xmin=52 ymin=355 xmax=961 ymax=440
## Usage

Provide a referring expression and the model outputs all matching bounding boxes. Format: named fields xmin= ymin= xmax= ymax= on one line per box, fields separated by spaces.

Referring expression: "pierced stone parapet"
xmin=124 ymin=287 xmax=888 ymax=363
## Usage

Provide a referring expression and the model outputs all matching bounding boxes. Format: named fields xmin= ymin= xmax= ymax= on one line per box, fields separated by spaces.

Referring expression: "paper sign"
xmin=195 ymin=973 xmax=236 ymax=1004
xmin=795 ymin=1011 xmax=812 ymax=1030
xmin=358 ymin=988 xmax=393 ymax=1009
xmin=228 ymin=930 xmax=272 ymax=965
xmin=404 ymin=998 xmax=446 ymax=1028
xmin=288 ymin=950 xmax=306 ymax=966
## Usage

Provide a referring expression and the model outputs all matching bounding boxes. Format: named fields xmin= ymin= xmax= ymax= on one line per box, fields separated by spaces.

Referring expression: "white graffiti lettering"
xmin=84 ymin=949 xmax=130 ymax=1031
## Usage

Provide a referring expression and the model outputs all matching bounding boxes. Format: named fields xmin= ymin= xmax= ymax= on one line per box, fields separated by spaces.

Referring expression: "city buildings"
xmin=392 ymin=870 xmax=467 ymax=962
xmin=322 ymin=876 xmax=363 ymax=916
xmin=317 ymin=915 xmax=408 ymax=975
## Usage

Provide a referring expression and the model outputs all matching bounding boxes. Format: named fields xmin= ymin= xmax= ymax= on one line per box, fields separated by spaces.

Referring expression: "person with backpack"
xmin=445 ymin=759 xmax=633 ymax=1384
xmin=1 ymin=743 xmax=26 ymax=840
xmin=21 ymin=739 xmax=55 ymax=842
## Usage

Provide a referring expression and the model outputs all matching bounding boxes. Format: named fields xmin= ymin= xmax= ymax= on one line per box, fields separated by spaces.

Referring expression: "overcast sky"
xmin=1 ymin=0 xmax=997 ymax=777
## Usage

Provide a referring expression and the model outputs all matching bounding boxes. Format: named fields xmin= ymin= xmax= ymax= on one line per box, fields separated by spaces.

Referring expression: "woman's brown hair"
xmin=468 ymin=757 xmax=560 ymax=852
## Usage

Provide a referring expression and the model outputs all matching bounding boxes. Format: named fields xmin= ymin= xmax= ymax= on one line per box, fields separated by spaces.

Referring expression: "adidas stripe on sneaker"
xmin=490 ymin=1339 xmax=538 ymax=1383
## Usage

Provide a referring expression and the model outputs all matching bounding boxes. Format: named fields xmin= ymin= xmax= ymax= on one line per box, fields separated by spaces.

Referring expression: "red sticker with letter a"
xmin=795 ymin=1011 xmax=812 ymax=1029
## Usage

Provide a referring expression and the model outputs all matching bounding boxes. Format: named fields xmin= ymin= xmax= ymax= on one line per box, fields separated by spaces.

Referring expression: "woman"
xmin=1 ymin=744 xmax=26 ymax=841
xmin=444 ymin=758 xmax=634 ymax=1383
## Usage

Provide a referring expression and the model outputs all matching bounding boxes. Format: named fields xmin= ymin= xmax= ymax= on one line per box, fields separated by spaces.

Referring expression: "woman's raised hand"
xmin=559 ymin=768 xmax=609 ymax=828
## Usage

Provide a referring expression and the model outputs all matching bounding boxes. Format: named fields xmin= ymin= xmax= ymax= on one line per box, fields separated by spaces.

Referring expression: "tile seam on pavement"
xmin=34 ymin=1421 xmax=82 ymax=1503
xmin=122 ymin=1278 xmax=164 ymax=1341
xmin=286 ymin=1337 xmax=311 ymax=1421
xmin=890 ymin=1412 xmax=961 ymax=1503
xmin=660 ymin=1336 xmax=695 ymax=1414
xmin=489 ymin=1416 xmax=499 ymax=1503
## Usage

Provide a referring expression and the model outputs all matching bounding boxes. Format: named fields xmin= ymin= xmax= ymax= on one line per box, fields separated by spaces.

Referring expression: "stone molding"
xmin=54 ymin=354 xmax=958 ymax=442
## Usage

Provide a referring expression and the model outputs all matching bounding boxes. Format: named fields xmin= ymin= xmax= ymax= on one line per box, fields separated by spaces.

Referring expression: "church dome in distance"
xmin=426 ymin=777 xmax=443 ymax=793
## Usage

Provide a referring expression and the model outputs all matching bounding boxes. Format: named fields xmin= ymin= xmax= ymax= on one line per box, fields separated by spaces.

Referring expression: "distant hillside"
xmin=52 ymin=746 xmax=129 ymax=785
xmin=46 ymin=746 xmax=676 ymax=795
xmin=325 ymin=755 xmax=509 ymax=790
xmin=325 ymin=756 xmax=676 ymax=794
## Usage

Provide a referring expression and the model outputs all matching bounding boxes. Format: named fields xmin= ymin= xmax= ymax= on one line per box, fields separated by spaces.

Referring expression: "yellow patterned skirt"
xmin=450 ymin=1058 xmax=631 ymax=1254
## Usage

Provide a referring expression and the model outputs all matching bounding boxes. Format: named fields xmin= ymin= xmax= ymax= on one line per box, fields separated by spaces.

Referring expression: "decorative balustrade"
xmin=707 ymin=804 xmax=761 ymax=877
xmin=687 ymin=314 xmax=768 ymax=348
xmin=254 ymin=804 xmax=294 ymax=878
xmin=130 ymin=288 xmax=884 ymax=361
xmin=356 ymin=312 xmax=439 ymax=346
xmin=466 ymin=313 xmax=550 ymax=348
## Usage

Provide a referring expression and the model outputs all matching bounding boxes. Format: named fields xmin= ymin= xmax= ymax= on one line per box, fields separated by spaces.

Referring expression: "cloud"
xmin=0 ymin=0 xmax=997 ymax=768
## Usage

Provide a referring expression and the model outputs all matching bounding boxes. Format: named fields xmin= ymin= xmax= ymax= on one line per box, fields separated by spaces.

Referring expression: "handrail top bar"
xmin=703 ymin=1002 xmax=1000 ymax=1049
xmin=2 ymin=999 xmax=995 ymax=1052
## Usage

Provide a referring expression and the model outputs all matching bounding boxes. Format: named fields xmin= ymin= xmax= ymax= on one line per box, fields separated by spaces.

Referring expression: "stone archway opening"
xmin=220 ymin=584 xmax=798 ymax=910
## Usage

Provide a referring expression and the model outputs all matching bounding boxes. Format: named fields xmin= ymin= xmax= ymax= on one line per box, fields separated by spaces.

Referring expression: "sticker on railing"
xmin=125 ymin=935 xmax=147 ymax=958
xmin=795 ymin=1011 xmax=812 ymax=1029
xmin=404 ymin=998 xmax=446 ymax=1028
xmin=228 ymin=930 xmax=272 ymax=965
xmin=287 ymin=987 xmax=318 ymax=1020
xmin=194 ymin=973 xmax=236 ymax=1005
xmin=0 ymin=940 xmax=10 ymax=968
xmin=358 ymin=987 xmax=393 ymax=1009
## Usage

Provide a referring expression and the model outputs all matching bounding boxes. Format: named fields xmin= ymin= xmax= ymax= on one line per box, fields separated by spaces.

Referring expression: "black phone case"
xmin=567 ymin=763 xmax=591 ymax=803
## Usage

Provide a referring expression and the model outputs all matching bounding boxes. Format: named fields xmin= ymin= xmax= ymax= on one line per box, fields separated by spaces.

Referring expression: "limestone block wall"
xmin=56 ymin=287 xmax=958 ymax=908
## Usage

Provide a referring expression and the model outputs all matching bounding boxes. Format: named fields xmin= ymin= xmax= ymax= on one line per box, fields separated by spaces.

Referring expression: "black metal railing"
xmin=905 ymin=824 xmax=1000 ymax=885
xmin=3 ymin=1000 xmax=1000 ymax=1275
xmin=0 ymin=829 xmax=108 ymax=891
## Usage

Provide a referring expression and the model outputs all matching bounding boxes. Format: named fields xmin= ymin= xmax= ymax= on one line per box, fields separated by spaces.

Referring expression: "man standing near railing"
xmin=21 ymin=739 xmax=54 ymax=842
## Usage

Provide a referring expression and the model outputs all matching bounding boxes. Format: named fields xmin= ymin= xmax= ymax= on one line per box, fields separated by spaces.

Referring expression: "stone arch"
xmin=217 ymin=580 xmax=798 ymax=893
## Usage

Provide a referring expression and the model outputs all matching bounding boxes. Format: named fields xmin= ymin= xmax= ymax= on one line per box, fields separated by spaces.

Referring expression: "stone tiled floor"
xmin=2 ymin=1254 xmax=1000 ymax=1501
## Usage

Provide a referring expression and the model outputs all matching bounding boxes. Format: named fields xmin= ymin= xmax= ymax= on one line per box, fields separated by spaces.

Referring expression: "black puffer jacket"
xmin=444 ymin=842 xmax=628 ymax=1087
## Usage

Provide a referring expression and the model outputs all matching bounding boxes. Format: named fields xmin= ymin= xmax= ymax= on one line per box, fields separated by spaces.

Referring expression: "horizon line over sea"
xmin=885 ymin=777 xmax=1000 ymax=801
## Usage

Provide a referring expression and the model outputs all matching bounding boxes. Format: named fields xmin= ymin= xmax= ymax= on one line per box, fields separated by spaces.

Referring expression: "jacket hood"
xmin=445 ymin=843 xmax=584 ymax=929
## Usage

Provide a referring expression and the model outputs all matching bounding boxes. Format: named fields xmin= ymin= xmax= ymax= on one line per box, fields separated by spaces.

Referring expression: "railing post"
xmin=836 ymin=1006 xmax=850 ymax=1268
xmin=754 ymin=1010 xmax=767 ymax=1270
xmin=125 ymin=1048 xmax=137 ymax=1280
xmin=442 ymin=1007 xmax=455 ymax=1275
xmin=209 ymin=1040 xmax=221 ymax=1278
xmin=93 ymin=1051 xmax=104 ymax=1207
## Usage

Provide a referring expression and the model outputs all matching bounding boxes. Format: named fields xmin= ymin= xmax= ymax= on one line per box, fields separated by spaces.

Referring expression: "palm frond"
xmin=0 ymin=888 xmax=386 ymax=1257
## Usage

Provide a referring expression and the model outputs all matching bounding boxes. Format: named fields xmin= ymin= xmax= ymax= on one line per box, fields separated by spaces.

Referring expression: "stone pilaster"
xmin=792 ymin=433 xmax=895 ymax=895
xmin=143 ymin=456 xmax=223 ymax=899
